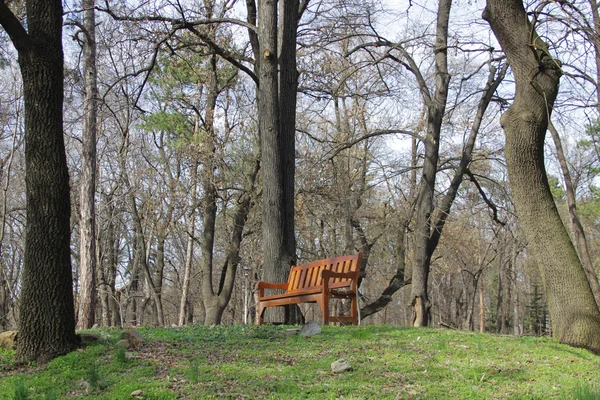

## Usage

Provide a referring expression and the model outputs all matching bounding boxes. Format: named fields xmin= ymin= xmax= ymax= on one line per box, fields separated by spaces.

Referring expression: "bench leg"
xmin=350 ymin=297 xmax=358 ymax=325
xmin=257 ymin=303 xmax=265 ymax=326
xmin=320 ymin=295 xmax=330 ymax=325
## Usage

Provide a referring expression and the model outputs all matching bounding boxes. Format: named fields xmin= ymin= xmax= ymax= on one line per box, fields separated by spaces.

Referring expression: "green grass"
xmin=1 ymin=325 xmax=599 ymax=399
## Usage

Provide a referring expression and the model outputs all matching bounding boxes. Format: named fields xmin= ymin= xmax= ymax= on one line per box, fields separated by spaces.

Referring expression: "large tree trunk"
xmin=0 ymin=0 xmax=78 ymax=362
xmin=247 ymin=0 xmax=305 ymax=323
xmin=484 ymin=0 xmax=600 ymax=352
xmin=278 ymin=0 xmax=299 ymax=268
xmin=258 ymin=0 xmax=288 ymax=286
xmin=255 ymin=0 xmax=299 ymax=323
xmin=77 ymin=0 xmax=99 ymax=330
xmin=548 ymin=122 xmax=600 ymax=310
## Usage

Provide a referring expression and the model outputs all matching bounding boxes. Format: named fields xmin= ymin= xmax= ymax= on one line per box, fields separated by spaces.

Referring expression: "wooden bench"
xmin=256 ymin=253 xmax=362 ymax=326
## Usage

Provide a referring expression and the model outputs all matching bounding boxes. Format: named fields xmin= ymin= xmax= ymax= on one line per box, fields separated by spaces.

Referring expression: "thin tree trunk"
xmin=77 ymin=0 xmax=99 ymax=330
xmin=590 ymin=0 xmax=600 ymax=113
xmin=106 ymin=200 xmax=120 ymax=326
xmin=126 ymin=183 xmax=165 ymax=327
xmin=479 ymin=277 xmax=485 ymax=333
xmin=0 ymin=120 xmax=20 ymax=331
xmin=178 ymin=158 xmax=199 ymax=326
xmin=496 ymin=267 xmax=503 ymax=332
xmin=410 ymin=0 xmax=452 ymax=327
xmin=512 ymin=244 xmax=521 ymax=336
xmin=203 ymin=157 xmax=260 ymax=325
xmin=360 ymin=218 xmax=409 ymax=318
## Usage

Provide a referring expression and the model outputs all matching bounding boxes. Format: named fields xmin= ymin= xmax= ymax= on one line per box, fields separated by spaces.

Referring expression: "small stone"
xmin=0 ymin=331 xmax=17 ymax=350
xmin=121 ymin=328 xmax=145 ymax=348
xmin=78 ymin=333 xmax=101 ymax=345
xmin=331 ymin=358 xmax=352 ymax=373
xmin=299 ymin=321 xmax=322 ymax=337
xmin=131 ymin=389 xmax=143 ymax=397
xmin=91 ymin=323 xmax=99 ymax=329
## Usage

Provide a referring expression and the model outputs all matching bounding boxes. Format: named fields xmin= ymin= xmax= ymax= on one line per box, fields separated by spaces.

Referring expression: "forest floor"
xmin=0 ymin=324 xmax=599 ymax=399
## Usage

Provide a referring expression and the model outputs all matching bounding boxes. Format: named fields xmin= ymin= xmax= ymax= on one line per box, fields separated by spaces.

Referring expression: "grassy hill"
xmin=1 ymin=324 xmax=599 ymax=399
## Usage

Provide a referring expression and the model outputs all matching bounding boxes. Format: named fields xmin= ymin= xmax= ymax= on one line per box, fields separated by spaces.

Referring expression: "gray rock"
xmin=131 ymin=389 xmax=143 ymax=397
xmin=78 ymin=333 xmax=101 ymax=345
xmin=331 ymin=358 xmax=352 ymax=373
xmin=119 ymin=328 xmax=145 ymax=348
xmin=299 ymin=321 xmax=322 ymax=336
xmin=0 ymin=331 xmax=17 ymax=350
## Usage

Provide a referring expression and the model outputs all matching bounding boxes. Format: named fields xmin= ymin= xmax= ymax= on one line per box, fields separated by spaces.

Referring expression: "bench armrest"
xmin=256 ymin=281 xmax=288 ymax=298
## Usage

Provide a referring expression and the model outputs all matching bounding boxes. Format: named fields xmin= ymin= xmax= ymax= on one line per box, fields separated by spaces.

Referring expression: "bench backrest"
xmin=286 ymin=253 xmax=362 ymax=293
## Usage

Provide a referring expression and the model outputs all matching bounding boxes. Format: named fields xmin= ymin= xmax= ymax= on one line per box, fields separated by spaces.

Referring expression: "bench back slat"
xmin=286 ymin=253 xmax=361 ymax=293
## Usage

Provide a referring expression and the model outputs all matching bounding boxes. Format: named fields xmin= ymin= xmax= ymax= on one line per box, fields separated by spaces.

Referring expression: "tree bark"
xmin=0 ymin=0 xmax=78 ymax=362
xmin=199 ymin=53 xmax=220 ymax=325
xmin=77 ymin=0 xmax=99 ymax=330
xmin=258 ymin=0 xmax=287 ymax=288
xmin=278 ymin=0 xmax=299 ymax=269
xmin=255 ymin=0 xmax=302 ymax=323
xmin=178 ymin=156 xmax=199 ymax=326
xmin=484 ymin=0 xmax=600 ymax=352
xmin=479 ymin=276 xmax=485 ymax=333
xmin=548 ymin=122 xmax=600 ymax=311
xmin=410 ymin=0 xmax=452 ymax=327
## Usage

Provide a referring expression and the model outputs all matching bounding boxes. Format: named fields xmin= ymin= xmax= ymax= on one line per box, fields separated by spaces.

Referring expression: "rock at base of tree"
xmin=299 ymin=321 xmax=322 ymax=337
xmin=78 ymin=333 xmax=101 ymax=345
xmin=118 ymin=328 xmax=145 ymax=348
xmin=0 ymin=331 xmax=17 ymax=350
xmin=331 ymin=358 xmax=352 ymax=373
xmin=91 ymin=323 xmax=99 ymax=329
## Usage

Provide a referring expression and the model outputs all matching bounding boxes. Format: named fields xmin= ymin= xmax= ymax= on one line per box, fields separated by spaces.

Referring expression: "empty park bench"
xmin=256 ymin=252 xmax=362 ymax=326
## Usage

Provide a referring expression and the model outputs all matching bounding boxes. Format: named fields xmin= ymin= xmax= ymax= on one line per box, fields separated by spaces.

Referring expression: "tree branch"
xmin=327 ymin=129 xmax=416 ymax=160
xmin=346 ymin=39 xmax=431 ymax=103
xmin=99 ymin=1 xmax=257 ymax=32
xmin=466 ymin=169 xmax=506 ymax=226
xmin=0 ymin=1 xmax=29 ymax=51
xmin=185 ymin=24 xmax=258 ymax=84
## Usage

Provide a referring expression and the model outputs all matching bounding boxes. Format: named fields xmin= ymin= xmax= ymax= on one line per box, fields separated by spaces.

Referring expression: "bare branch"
xmin=466 ymin=169 xmax=506 ymax=226
xmin=327 ymin=129 xmax=416 ymax=160
xmin=0 ymin=1 xmax=29 ymax=51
